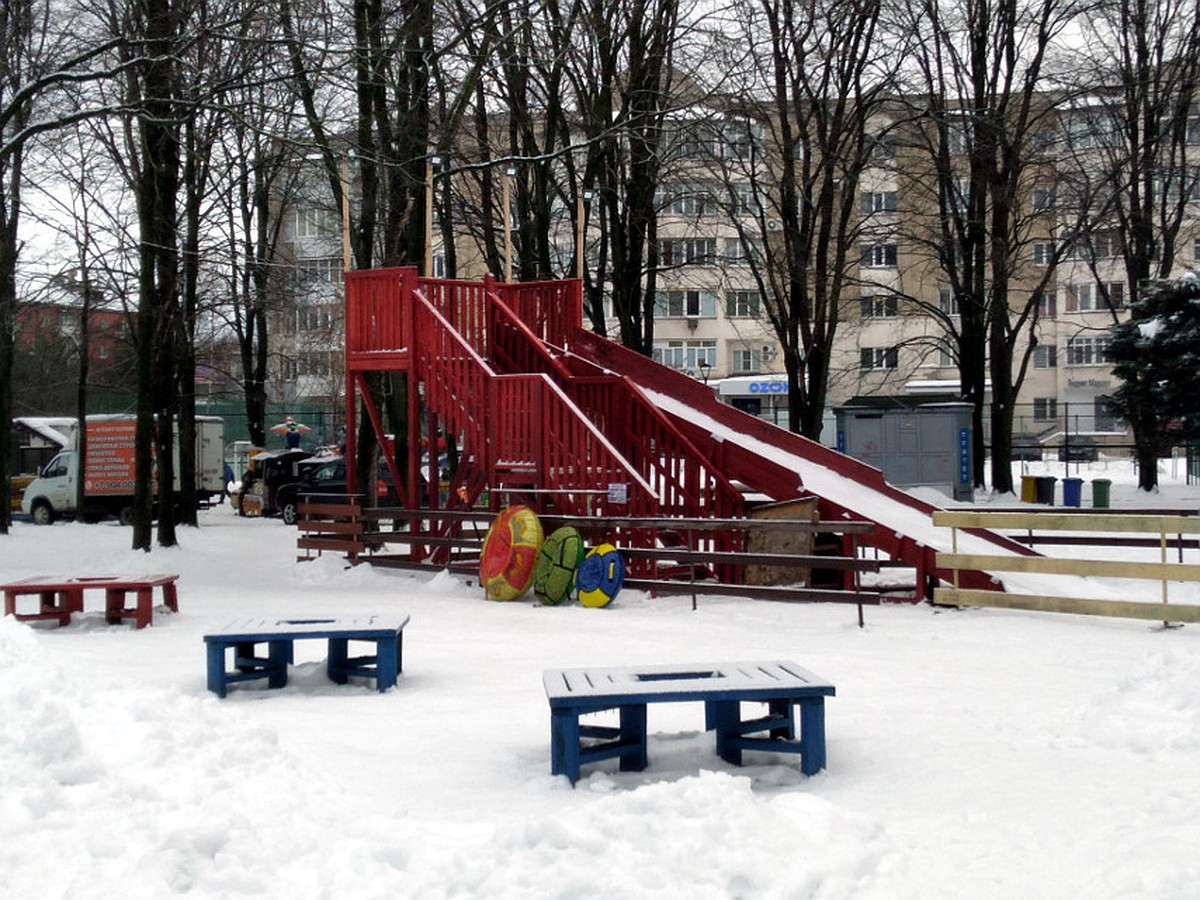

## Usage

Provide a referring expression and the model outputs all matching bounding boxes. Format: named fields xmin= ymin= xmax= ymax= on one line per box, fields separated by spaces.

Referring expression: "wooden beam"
xmin=932 ymin=511 xmax=1200 ymax=535
xmin=936 ymin=552 xmax=1200 ymax=582
xmin=934 ymin=588 xmax=1200 ymax=623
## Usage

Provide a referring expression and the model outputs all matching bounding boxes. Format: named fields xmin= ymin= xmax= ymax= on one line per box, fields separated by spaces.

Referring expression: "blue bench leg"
xmin=769 ymin=699 xmax=796 ymax=740
xmin=711 ymin=700 xmax=742 ymax=766
xmin=267 ymin=640 xmax=290 ymax=689
xmin=798 ymin=697 xmax=827 ymax=775
xmin=550 ymin=710 xmax=581 ymax=782
xmin=619 ymin=705 xmax=648 ymax=772
xmin=327 ymin=637 xmax=349 ymax=684
xmin=206 ymin=641 xmax=228 ymax=697
xmin=374 ymin=636 xmax=399 ymax=692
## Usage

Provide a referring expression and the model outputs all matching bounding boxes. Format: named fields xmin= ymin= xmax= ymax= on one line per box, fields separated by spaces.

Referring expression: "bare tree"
xmin=0 ymin=0 xmax=126 ymax=533
xmin=717 ymin=0 xmax=893 ymax=439
xmin=1061 ymin=0 xmax=1200 ymax=489
xmin=896 ymin=0 xmax=1082 ymax=492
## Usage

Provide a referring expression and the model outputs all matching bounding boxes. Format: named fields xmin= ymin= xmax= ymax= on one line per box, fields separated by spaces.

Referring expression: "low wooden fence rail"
xmin=932 ymin=511 xmax=1200 ymax=625
xmin=296 ymin=504 xmax=884 ymax=624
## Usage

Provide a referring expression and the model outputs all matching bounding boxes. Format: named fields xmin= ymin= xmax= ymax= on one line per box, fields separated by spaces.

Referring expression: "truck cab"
xmin=20 ymin=452 xmax=78 ymax=524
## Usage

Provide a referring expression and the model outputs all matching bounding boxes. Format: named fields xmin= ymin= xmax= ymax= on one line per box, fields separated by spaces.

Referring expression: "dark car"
xmin=276 ymin=457 xmax=398 ymax=525
xmin=1057 ymin=437 xmax=1099 ymax=462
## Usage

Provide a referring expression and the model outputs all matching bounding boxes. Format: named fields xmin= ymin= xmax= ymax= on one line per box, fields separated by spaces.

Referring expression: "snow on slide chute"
xmin=534 ymin=527 xmax=586 ymax=606
xmin=480 ymin=506 xmax=544 ymax=600
xmin=575 ymin=543 xmax=625 ymax=608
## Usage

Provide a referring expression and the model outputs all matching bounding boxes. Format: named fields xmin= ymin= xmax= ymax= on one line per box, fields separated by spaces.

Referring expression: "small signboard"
xmin=607 ymin=483 xmax=628 ymax=505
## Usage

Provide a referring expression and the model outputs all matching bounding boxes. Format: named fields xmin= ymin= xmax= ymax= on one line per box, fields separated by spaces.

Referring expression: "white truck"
xmin=20 ymin=415 xmax=226 ymax=525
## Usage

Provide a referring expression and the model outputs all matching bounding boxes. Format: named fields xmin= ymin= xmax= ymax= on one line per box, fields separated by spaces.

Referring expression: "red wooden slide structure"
xmin=342 ymin=268 xmax=1031 ymax=599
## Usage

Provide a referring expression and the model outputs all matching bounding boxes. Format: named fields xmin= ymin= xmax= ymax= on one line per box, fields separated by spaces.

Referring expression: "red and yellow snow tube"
xmin=480 ymin=505 xmax=544 ymax=600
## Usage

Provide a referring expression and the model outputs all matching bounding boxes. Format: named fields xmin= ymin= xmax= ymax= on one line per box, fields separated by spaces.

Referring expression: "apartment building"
xmin=271 ymin=98 xmax=1198 ymax=456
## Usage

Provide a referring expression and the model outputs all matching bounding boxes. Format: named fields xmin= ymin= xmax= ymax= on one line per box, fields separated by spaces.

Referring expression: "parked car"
xmin=1011 ymin=436 xmax=1045 ymax=462
xmin=275 ymin=457 xmax=398 ymax=525
xmin=1057 ymin=437 xmax=1099 ymax=462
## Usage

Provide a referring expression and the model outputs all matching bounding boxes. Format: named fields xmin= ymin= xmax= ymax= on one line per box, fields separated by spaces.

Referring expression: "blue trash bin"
xmin=1062 ymin=476 xmax=1083 ymax=507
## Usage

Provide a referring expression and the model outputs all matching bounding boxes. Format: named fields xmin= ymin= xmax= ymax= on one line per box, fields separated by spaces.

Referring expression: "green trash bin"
xmin=1092 ymin=478 xmax=1112 ymax=509
xmin=1034 ymin=475 xmax=1056 ymax=505
xmin=1020 ymin=474 xmax=1037 ymax=503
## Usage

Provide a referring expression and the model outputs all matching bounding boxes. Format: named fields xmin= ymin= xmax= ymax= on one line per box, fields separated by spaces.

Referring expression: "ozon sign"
xmin=748 ymin=381 xmax=787 ymax=394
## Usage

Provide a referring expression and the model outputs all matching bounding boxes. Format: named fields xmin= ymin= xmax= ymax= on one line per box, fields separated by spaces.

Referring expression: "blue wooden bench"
xmin=204 ymin=615 xmax=409 ymax=697
xmin=543 ymin=661 xmax=835 ymax=784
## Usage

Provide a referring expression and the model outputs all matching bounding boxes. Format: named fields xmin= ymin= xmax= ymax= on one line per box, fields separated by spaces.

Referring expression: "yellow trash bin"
xmin=1020 ymin=474 xmax=1037 ymax=503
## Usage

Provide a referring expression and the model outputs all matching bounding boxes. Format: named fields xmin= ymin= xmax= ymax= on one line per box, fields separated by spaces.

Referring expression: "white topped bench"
xmin=543 ymin=660 xmax=835 ymax=783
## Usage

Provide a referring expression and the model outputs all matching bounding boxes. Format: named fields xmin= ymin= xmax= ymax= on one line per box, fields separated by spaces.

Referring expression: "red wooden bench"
xmin=2 ymin=574 xmax=180 ymax=628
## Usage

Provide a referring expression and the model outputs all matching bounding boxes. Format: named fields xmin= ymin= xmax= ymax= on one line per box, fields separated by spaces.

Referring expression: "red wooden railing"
xmin=408 ymin=286 xmax=657 ymax=520
xmin=492 ymin=279 xmax=581 ymax=348
xmin=345 ymin=268 xmax=409 ymax=359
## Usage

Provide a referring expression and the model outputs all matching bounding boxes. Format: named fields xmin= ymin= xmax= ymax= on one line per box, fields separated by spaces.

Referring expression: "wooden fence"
xmin=296 ymin=504 xmax=884 ymax=624
xmin=932 ymin=511 xmax=1200 ymax=625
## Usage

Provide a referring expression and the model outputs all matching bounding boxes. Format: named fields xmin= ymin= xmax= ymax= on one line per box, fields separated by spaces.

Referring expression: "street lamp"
xmin=502 ymin=165 xmax=517 ymax=283
xmin=697 ymin=359 xmax=711 ymax=385
xmin=425 ymin=154 xmax=443 ymax=277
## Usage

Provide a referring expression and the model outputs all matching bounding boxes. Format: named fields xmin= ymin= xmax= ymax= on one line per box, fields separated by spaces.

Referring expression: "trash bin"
xmin=1092 ymin=478 xmax=1112 ymax=509
xmin=1034 ymin=475 xmax=1056 ymax=505
xmin=1020 ymin=474 xmax=1037 ymax=503
xmin=1062 ymin=476 xmax=1083 ymax=508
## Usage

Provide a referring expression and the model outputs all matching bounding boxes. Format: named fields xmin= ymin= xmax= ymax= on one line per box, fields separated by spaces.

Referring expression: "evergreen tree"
xmin=1108 ymin=274 xmax=1200 ymax=490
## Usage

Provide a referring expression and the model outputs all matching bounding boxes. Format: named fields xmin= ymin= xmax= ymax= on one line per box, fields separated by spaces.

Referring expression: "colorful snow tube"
xmin=480 ymin=506 xmax=544 ymax=600
xmin=534 ymin=526 xmax=587 ymax=606
xmin=576 ymin=543 xmax=625 ymax=608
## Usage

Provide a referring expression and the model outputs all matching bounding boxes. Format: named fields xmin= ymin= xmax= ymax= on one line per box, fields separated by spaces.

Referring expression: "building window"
xmin=669 ymin=184 xmax=718 ymax=217
xmin=1034 ymin=345 xmax=1058 ymax=368
xmin=722 ymin=118 xmax=762 ymax=160
xmin=654 ymin=290 xmax=717 ymax=318
xmin=860 ymin=243 xmax=898 ymax=268
xmin=1066 ymin=283 xmax=1097 ymax=311
xmin=870 ymin=134 xmax=897 ymax=162
xmin=861 ymin=295 xmax=898 ymax=319
xmin=659 ymin=238 xmax=718 ymax=267
xmin=732 ymin=347 xmax=762 ymax=373
xmin=1031 ymin=188 xmax=1055 ymax=212
xmin=1038 ymin=292 xmax=1057 ymax=318
xmin=1033 ymin=242 xmax=1055 ymax=266
xmin=724 ymin=237 xmax=763 ymax=266
xmin=946 ymin=117 xmax=971 ymax=154
xmin=860 ymin=191 xmax=898 ymax=214
xmin=1096 ymin=396 xmax=1118 ymax=431
xmin=860 ymin=346 xmax=898 ymax=370
xmin=730 ymin=182 xmax=757 ymax=216
xmin=1066 ymin=336 xmax=1110 ymax=366
xmin=1065 ymin=282 xmax=1124 ymax=312
xmin=938 ymin=288 xmax=960 ymax=317
xmin=295 ymin=207 xmax=331 ymax=239
xmin=726 ymin=290 xmax=761 ymax=318
xmin=1033 ymin=398 xmax=1058 ymax=420
xmin=297 ymin=256 xmax=341 ymax=284
xmin=653 ymin=339 xmax=717 ymax=370
xmin=938 ymin=345 xmax=956 ymax=367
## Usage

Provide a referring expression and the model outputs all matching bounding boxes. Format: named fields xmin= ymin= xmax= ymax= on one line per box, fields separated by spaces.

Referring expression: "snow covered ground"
xmin=2 ymin=457 xmax=1199 ymax=899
